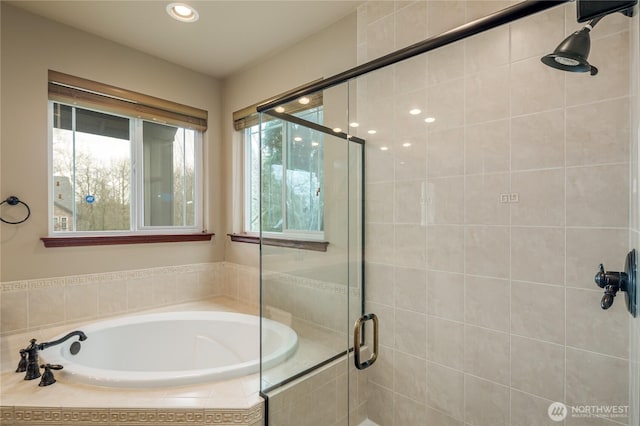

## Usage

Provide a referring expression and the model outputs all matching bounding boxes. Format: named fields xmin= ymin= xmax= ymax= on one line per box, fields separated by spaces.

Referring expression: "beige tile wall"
xmin=357 ymin=1 xmax=633 ymax=425
xmin=267 ymin=355 xmax=368 ymax=426
xmin=0 ymin=262 xmax=245 ymax=337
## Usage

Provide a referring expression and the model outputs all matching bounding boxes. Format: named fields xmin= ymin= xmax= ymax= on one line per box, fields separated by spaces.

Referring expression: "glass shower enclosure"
xmin=257 ymin=1 xmax=637 ymax=424
xmin=258 ymin=83 xmax=371 ymax=424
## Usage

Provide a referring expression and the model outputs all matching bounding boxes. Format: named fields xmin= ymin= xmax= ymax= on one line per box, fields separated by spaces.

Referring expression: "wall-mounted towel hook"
xmin=0 ymin=196 xmax=31 ymax=224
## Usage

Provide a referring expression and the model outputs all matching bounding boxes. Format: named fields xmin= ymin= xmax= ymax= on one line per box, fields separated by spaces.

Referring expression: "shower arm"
xmin=583 ymin=16 xmax=603 ymax=32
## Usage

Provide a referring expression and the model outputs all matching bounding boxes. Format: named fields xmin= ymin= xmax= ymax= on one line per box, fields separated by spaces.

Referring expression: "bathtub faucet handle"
xmin=15 ymin=349 xmax=27 ymax=373
xmin=38 ymin=364 xmax=63 ymax=387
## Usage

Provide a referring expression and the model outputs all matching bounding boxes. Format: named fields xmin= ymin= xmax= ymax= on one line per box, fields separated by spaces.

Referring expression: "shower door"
xmin=259 ymin=82 xmax=371 ymax=425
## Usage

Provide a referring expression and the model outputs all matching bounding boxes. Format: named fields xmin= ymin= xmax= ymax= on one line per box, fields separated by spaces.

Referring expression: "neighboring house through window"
xmin=53 ymin=176 xmax=73 ymax=231
xmin=48 ymin=70 xmax=207 ymax=235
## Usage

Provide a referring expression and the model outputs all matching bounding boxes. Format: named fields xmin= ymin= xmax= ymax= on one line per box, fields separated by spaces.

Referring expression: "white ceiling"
xmin=8 ymin=1 xmax=360 ymax=79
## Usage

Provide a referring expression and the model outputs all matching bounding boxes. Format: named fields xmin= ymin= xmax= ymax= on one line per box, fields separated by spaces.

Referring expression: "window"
xmin=47 ymin=71 xmax=206 ymax=237
xmin=244 ymin=107 xmax=324 ymax=240
xmin=51 ymin=102 xmax=200 ymax=234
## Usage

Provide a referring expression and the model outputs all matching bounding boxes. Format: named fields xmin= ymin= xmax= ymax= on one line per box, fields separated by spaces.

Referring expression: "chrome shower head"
xmin=540 ymin=17 xmax=601 ymax=76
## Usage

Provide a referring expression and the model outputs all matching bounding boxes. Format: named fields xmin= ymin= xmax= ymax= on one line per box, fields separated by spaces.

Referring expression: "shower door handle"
xmin=353 ymin=313 xmax=378 ymax=370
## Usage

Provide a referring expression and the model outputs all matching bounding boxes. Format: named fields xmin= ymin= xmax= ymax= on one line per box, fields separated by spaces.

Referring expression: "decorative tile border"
xmin=12 ymin=407 xmax=64 ymax=423
xmin=1 ymin=405 xmax=264 ymax=425
xmin=1 ymin=262 xmax=356 ymax=298
xmin=1 ymin=263 xmax=220 ymax=293
xmin=263 ymin=269 xmax=361 ymax=298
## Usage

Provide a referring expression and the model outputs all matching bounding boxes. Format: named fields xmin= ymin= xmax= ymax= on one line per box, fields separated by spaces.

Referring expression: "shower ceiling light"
xmin=540 ymin=17 xmax=601 ymax=76
xmin=166 ymin=3 xmax=199 ymax=22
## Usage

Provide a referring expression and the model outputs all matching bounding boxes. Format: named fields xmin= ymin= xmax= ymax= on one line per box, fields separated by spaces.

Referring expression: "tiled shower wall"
xmin=359 ymin=1 xmax=632 ymax=425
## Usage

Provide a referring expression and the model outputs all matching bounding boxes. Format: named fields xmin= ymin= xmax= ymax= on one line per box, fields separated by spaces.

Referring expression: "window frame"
xmin=242 ymin=110 xmax=325 ymax=242
xmin=134 ymin=119 xmax=204 ymax=234
xmin=47 ymin=101 xmax=204 ymax=237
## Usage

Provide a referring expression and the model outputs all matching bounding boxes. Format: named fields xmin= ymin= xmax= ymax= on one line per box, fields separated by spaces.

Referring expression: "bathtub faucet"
xmin=18 ymin=331 xmax=87 ymax=381
xmin=39 ymin=330 xmax=87 ymax=350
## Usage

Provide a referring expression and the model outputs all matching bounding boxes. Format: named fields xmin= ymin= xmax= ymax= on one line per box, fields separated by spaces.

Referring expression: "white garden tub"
xmin=40 ymin=311 xmax=297 ymax=388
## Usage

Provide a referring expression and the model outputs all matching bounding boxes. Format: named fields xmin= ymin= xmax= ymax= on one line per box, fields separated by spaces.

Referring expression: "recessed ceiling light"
xmin=349 ymin=122 xmax=359 ymax=128
xmin=424 ymin=117 xmax=436 ymax=123
xmin=402 ymin=142 xmax=412 ymax=148
xmin=311 ymin=141 xmax=319 ymax=147
xmin=274 ymin=106 xmax=285 ymax=113
xmin=298 ymin=97 xmax=310 ymax=105
xmin=409 ymin=108 xmax=422 ymax=115
xmin=333 ymin=127 xmax=343 ymax=133
xmin=167 ymin=3 xmax=199 ymax=23
xmin=368 ymin=130 xmax=377 ymax=135
xmin=294 ymin=136 xmax=303 ymax=142
xmin=380 ymin=146 xmax=389 ymax=151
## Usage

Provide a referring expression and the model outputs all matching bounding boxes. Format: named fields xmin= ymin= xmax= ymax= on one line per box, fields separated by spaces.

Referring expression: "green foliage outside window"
xmin=246 ymin=107 xmax=324 ymax=236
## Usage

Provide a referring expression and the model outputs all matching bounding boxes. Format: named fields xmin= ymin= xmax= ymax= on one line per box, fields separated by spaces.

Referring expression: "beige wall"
xmin=0 ymin=4 xmax=223 ymax=281
xmin=220 ymin=13 xmax=357 ymax=267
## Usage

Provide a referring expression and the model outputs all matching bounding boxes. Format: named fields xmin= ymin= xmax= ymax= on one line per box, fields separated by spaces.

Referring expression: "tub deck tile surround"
xmin=1 ymin=266 xmax=350 ymax=425
xmin=0 ymin=298 xmax=264 ymax=425
xmin=1 ymin=405 xmax=263 ymax=424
